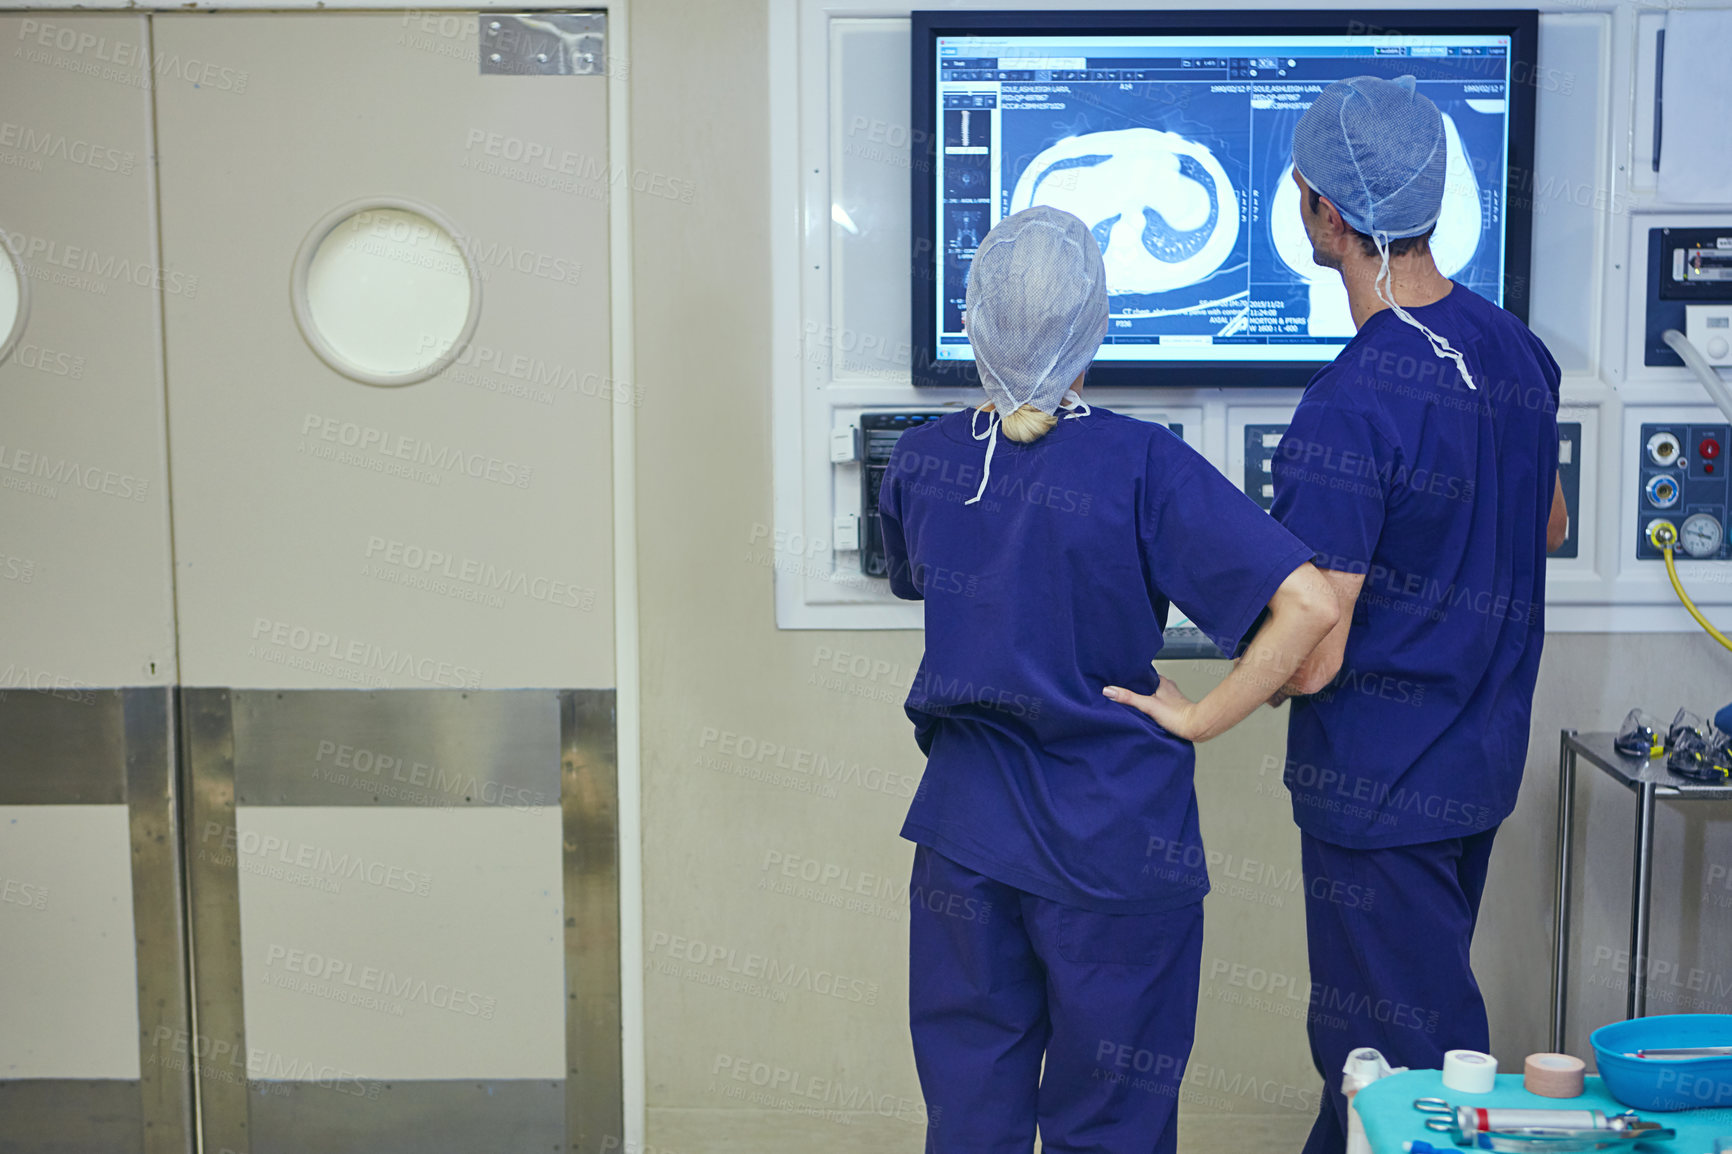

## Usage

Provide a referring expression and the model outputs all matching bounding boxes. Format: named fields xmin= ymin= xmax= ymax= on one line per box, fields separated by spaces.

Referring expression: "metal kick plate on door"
xmin=479 ymin=13 xmax=605 ymax=75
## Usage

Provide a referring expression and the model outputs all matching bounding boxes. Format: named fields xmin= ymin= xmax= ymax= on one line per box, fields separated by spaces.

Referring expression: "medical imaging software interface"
xmin=933 ymin=33 xmax=1514 ymax=365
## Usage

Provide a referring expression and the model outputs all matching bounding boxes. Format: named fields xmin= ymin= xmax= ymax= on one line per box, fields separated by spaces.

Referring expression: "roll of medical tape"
xmin=1523 ymin=1052 xmax=1586 ymax=1098
xmin=1442 ymin=1049 xmax=1498 ymax=1094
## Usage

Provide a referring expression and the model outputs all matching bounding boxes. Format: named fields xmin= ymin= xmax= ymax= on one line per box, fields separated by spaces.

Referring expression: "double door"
xmin=0 ymin=13 xmax=621 ymax=1153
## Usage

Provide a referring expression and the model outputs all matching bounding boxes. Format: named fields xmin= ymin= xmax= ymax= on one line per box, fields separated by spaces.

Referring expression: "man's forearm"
xmin=1270 ymin=568 xmax=1365 ymax=702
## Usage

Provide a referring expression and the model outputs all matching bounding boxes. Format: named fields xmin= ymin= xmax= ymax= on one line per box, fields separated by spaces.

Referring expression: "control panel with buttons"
xmin=1242 ymin=423 xmax=1289 ymax=511
xmin=1635 ymin=422 xmax=1732 ymax=560
xmin=1645 ymin=226 xmax=1732 ymax=367
xmin=858 ymin=411 xmax=947 ymax=578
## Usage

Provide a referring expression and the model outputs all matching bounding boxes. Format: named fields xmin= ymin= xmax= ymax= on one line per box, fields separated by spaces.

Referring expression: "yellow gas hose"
xmin=1649 ymin=520 xmax=1732 ymax=652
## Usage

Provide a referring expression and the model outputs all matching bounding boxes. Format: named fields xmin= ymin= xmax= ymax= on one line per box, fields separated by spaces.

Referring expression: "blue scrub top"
xmin=879 ymin=407 xmax=1315 ymax=913
xmin=1270 ymin=283 xmax=1560 ymax=849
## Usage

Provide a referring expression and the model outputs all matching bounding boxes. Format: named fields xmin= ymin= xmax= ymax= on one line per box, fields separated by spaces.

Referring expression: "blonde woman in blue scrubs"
xmin=878 ymin=205 xmax=1340 ymax=1153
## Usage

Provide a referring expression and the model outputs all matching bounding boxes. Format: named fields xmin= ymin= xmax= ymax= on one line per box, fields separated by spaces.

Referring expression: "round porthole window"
xmin=291 ymin=199 xmax=481 ymax=386
xmin=0 ymin=234 xmax=30 ymax=368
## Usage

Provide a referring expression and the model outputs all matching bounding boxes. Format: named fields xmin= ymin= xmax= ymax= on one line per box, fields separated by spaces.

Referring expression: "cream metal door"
xmin=152 ymin=12 xmax=620 ymax=1153
xmin=0 ymin=14 xmax=191 ymax=1154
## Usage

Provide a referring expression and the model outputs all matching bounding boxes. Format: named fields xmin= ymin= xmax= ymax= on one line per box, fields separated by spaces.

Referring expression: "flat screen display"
xmin=910 ymin=11 xmax=1537 ymax=388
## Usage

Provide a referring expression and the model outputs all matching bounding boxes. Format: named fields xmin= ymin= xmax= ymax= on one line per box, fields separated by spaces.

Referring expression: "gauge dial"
xmin=1680 ymin=513 xmax=1724 ymax=558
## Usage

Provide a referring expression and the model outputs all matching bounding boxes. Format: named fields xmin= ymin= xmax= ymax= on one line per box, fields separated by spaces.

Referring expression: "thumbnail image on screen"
xmin=933 ymin=33 xmax=1514 ymax=367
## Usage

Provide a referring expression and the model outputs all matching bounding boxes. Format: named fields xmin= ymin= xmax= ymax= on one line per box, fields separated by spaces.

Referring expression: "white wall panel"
xmin=1526 ymin=13 xmax=1610 ymax=376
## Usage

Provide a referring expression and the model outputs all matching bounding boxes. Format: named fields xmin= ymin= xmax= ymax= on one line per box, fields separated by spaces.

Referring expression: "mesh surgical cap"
xmin=1292 ymin=75 xmax=1476 ymax=389
xmin=965 ymin=205 xmax=1108 ymax=417
xmin=1291 ymin=75 xmax=1446 ymax=241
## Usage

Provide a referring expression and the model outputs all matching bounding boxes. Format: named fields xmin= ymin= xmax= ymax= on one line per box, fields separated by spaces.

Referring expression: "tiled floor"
xmin=646 ymin=1106 xmax=1313 ymax=1153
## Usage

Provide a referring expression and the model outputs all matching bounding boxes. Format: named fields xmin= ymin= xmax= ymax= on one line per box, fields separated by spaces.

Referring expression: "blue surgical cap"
xmin=1292 ymin=75 xmax=1445 ymax=241
xmin=965 ymin=205 xmax=1108 ymax=417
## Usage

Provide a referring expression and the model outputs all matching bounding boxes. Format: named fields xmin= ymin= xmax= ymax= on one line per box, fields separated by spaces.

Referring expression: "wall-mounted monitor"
xmin=910 ymin=10 xmax=1538 ymax=388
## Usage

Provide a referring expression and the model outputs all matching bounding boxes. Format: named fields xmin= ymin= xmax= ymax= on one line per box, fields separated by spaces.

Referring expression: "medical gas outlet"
xmin=1644 ymin=515 xmax=1722 ymax=562
xmin=1646 ymin=431 xmax=1681 ymax=466
xmin=1636 ymin=423 xmax=1732 ymax=561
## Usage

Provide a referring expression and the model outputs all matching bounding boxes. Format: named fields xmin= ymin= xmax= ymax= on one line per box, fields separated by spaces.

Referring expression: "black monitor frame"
xmin=909 ymin=9 xmax=1539 ymax=390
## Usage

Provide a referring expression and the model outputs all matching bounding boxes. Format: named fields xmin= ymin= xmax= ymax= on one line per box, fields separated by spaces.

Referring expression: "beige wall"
xmin=633 ymin=7 xmax=927 ymax=1148
xmin=630 ymin=4 xmax=1732 ymax=1151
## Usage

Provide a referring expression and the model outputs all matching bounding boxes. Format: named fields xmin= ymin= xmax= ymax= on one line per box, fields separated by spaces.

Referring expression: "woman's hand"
xmin=1103 ymin=676 xmax=1200 ymax=741
xmin=1119 ymin=564 xmax=1339 ymax=744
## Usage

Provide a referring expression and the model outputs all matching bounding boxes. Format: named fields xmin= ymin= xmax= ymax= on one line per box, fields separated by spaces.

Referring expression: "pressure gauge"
xmin=1680 ymin=513 xmax=1724 ymax=558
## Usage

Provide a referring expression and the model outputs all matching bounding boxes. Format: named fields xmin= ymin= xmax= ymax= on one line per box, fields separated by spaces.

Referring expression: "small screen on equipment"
xmin=910 ymin=10 xmax=1537 ymax=389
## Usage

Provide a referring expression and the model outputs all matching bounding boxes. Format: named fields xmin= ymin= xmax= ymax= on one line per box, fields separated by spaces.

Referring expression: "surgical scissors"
xmin=1410 ymin=1098 xmax=1676 ymax=1151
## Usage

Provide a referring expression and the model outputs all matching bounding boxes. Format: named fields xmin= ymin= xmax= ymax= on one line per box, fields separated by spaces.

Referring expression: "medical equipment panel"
xmin=860 ymin=411 xmax=947 ymax=577
xmin=1241 ymin=424 xmax=1289 ymax=512
xmin=1644 ymin=227 xmax=1732 ymax=368
xmin=1634 ymin=422 xmax=1732 ymax=561
xmin=1241 ymin=421 xmax=1582 ymax=548
xmin=1554 ymin=422 xmax=1582 ymax=561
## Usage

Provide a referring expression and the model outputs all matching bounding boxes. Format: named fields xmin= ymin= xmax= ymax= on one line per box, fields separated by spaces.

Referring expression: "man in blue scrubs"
xmin=1267 ymin=77 xmax=1571 ymax=1154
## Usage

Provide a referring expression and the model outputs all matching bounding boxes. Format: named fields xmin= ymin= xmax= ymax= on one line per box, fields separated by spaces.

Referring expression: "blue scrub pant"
xmin=1299 ymin=827 xmax=1499 ymax=1154
xmin=908 ymin=844 xmax=1203 ymax=1154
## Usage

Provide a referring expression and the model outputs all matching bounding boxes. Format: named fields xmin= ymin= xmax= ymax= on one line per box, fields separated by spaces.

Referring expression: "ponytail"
xmin=998 ymin=404 xmax=1058 ymax=443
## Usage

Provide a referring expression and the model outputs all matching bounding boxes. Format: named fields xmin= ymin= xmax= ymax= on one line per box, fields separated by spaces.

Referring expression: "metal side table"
xmin=1550 ymin=729 xmax=1732 ymax=1051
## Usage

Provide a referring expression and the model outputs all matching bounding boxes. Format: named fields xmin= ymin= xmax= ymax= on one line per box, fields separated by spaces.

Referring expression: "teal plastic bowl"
xmin=1590 ymin=1014 xmax=1732 ymax=1111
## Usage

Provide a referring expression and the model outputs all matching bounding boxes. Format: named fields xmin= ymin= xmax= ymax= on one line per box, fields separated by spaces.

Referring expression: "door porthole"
xmin=290 ymin=199 xmax=481 ymax=386
xmin=0 ymin=231 xmax=32 ymax=368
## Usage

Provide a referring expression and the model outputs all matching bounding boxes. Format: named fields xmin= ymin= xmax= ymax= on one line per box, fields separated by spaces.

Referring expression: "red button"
xmin=1701 ymin=437 xmax=1721 ymax=459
